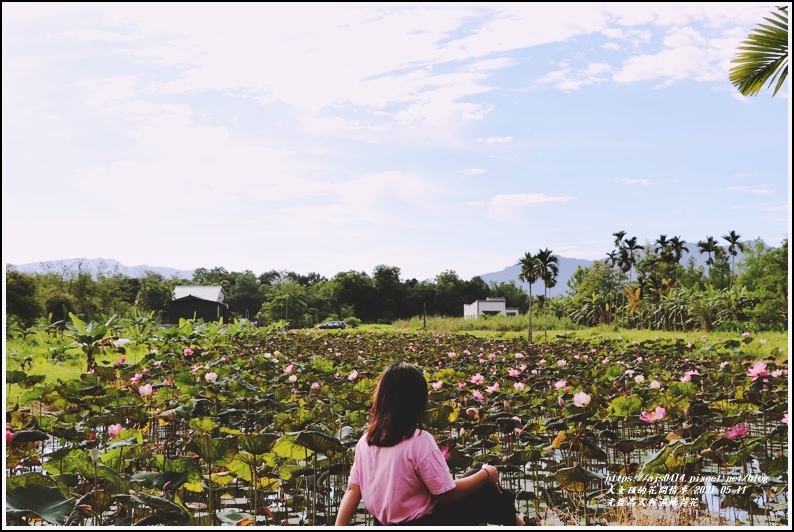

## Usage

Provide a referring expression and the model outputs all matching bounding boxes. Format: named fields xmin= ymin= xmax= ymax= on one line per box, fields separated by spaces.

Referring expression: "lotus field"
xmin=5 ymin=320 xmax=789 ymax=527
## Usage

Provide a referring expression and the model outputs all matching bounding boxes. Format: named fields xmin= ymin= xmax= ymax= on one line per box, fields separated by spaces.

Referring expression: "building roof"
xmin=173 ymin=285 xmax=225 ymax=303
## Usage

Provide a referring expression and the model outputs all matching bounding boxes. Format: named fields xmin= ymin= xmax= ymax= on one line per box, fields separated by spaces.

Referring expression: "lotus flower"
xmin=573 ymin=391 xmax=591 ymax=407
xmin=725 ymin=423 xmax=750 ymax=440
xmin=554 ymin=379 xmax=567 ymax=390
xmin=514 ymin=382 xmax=525 ymax=391
xmin=205 ymin=372 xmax=218 ymax=383
xmin=347 ymin=370 xmax=358 ymax=381
xmin=138 ymin=383 xmax=153 ymax=397
xmin=115 ymin=356 xmax=126 ymax=366
xmin=470 ymin=373 xmax=485 ymax=385
xmin=6 ymin=430 xmax=14 ymax=444
xmin=288 ymin=374 xmax=298 ymax=382
xmin=466 ymin=407 xmax=479 ymax=419
xmin=108 ymin=424 xmax=123 ymax=438
xmin=634 ymin=375 xmax=645 ymax=384
xmin=183 ymin=348 xmax=193 ymax=357
xmin=649 ymin=380 xmax=661 ymax=389
xmin=432 ymin=381 xmax=443 ymax=390
xmin=311 ymin=382 xmax=320 ymax=389
xmin=781 ymin=413 xmax=788 ymax=424
xmin=639 ymin=407 xmax=667 ymax=424
xmin=746 ymin=361 xmax=770 ymax=381
xmin=284 ymin=364 xmax=294 ymax=374
xmin=472 ymin=390 xmax=484 ymax=402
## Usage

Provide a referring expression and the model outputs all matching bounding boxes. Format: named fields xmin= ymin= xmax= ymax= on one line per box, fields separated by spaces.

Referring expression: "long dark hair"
xmin=366 ymin=362 xmax=428 ymax=447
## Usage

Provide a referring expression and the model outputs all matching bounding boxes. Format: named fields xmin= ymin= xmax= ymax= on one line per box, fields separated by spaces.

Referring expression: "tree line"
xmin=5 ymin=232 xmax=788 ymax=335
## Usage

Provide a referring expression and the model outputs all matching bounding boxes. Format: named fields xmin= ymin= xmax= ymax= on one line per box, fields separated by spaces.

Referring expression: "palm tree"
xmin=697 ymin=236 xmax=720 ymax=275
xmin=517 ymin=252 xmax=542 ymax=343
xmin=730 ymin=6 xmax=788 ymax=97
xmin=622 ymin=236 xmax=642 ymax=284
xmin=722 ymin=230 xmax=746 ymax=283
xmin=668 ymin=236 xmax=689 ymax=283
xmin=613 ymin=230 xmax=627 ymax=249
xmin=535 ymin=248 xmax=560 ymax=339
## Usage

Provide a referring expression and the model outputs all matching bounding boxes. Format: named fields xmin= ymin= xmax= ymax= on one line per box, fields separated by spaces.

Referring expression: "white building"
xmin=463 ymin=297 xmax=519 ymax=319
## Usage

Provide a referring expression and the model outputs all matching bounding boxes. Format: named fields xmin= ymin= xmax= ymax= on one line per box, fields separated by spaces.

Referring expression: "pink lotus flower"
xmin=183 ymin=348 xmax=193 ymax=357
xmin=538 ymin=359 xmax=546 ymax=364
xmin=741 ymin=331 xmax=750 ymax=337
xmin=115 ymin=356 xmax=126 ymax=366
xmin=573 ymin=391 xmax=591 ymax=407
xmin=639 ymin=407 xmax=667 ymax=424
xmin=163 ymin=378 xmax=173 ymax=387
xmin=634 ymin=375 xmax=645 ymax=384
xmin=7 ymin=430 xmax=14 ymax=444
xmin=288 ymin=374 xmax=298 ymax=382
xmin=472 ymin=390 xmax=484 ymax=401
xmin=514 ymin=353 xmax=525 ymax=359
xmin=725 ymin=423 xmax=750 ymax=440
xmin=470 ymin=373 xmax=485 ymax=385
xmin=719 ymin=361 xmax=729 ymax=368
xmin=130 ymin=373 xmax=143 ymax=385
xmin=558 ymin=396 xmax=565 ymax=406
xmin=138 ymin=384 xmax=153 ymax=397
xmin=205 ymin=372 xmax=218 ymax=383
xmin=557 ymin=359 xmax=567 ymax=366
xmin=746 ymin=361 xmax=770 ymax=381
xmin=554 ymin=379 xmax=567 ymax=390
xmin=488 ymin=353 xmax=496 ymax=361
xmin=284 ymin=364 xmax=294 ymax=374
xmin=108 ymin=424 xmax=123 ymax=438
xmin=458 ymin=381 xmax=467 ymax=389
xmin=347 ymin=370 xmax=359 ymax=381
xmin=311 ymin=382 xmax=320 ymax=389
xmin=153 ymin=360 xmax=163 ymax=367
xmin=781 ymin=413 xmax=788 ymax=424
xmin=484 ymin=383 xmax=499 ymax=394
xmin=514 ymin=382 xmax=525 ymax=391
xmin=432 ymin=381 xmax=443 ymax=391
xmin=466 ymin=407 xmax=479 ymax=419
xmin=508 ymin=368 xmax=520 ymax=378
xmin=760 ymin=339 xmax=767 ymax=345
xmin=649 ymin=380 xmax=661 ymax=389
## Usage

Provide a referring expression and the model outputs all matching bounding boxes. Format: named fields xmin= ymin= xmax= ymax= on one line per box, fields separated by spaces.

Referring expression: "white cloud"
xmin=476 ymin=136 xmax=514 ymax=144
xmin=460 ymin=168 xmax=487 ymax=176
xmin=728 ymin=185 xmax=773 ymax=196
xmin=619 ymin=178 xmax=653 ymax=186
xmin=470 ymin=193 xmax=577 ymax=221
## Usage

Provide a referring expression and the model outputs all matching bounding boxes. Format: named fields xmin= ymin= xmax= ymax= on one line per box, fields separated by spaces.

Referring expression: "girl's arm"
xmin=436 ymin=464 xmax=500 ymax=504
xmin=334 ymin=484 xmax=362 ymax=526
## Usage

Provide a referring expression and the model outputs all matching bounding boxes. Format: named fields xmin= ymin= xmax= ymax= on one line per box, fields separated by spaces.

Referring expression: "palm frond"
xmin=729 ymin=7 xmax=788 ymax=96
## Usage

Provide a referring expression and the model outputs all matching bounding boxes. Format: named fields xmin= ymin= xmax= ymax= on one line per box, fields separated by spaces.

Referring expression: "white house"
xmin=463 ymin=297 xmax=519 ymax=319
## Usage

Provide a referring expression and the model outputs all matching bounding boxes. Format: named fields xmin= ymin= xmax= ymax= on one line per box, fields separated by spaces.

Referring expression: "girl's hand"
xmin=481 ymin=464 xmax=502 ymax=494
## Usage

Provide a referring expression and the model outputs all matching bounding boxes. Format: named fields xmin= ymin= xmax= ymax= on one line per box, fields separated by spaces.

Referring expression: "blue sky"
xmin=2 ymin=2 xmax=790 ymax=282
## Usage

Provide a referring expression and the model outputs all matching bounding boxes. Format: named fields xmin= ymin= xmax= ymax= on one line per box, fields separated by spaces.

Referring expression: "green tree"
xmin=136 ymin=271 xmax=174 ymax=320
xmin=722 ymin=230 xmax=746 ymax=284
xmin=226 ymin=271 xmax=266 ymax=320
xmin=730 ymin=6 xmax=788 ymax=97
xmin=696 ymin=236 xmax=721 ymax=275
xmin=517 ymin=252 xmax=542 ymax=342
xmin=5 ymin=269 xmax=45 ymax=328
xmin=536 ymin=248 xmax=559 ymax=339
xmin=736 ymin=238 xmax=788 ymax=330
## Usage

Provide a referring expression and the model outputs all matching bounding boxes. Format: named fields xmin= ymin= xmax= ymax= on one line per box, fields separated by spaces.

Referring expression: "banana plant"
xmin=64 ymin=312 xmax=124 ymax=372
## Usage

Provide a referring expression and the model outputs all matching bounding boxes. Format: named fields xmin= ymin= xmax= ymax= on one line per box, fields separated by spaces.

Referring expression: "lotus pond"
xmin=5 ymin=325 xmax=789 ymax=526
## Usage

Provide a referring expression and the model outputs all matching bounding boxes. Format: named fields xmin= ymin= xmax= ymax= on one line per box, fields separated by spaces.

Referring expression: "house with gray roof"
xmin=168 ymin=285 xmax=229 ymax=324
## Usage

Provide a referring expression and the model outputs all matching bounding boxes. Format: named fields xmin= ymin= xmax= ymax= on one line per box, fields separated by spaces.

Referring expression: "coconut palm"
xmin=722 ymin=230 xmax=746 ymax=284
xmin=697 ymin=236 xmax=721 ymax=275
xmin=517 ymin=252 xmax=542 ymax=342
xmin=668 ymin=236 xmax=689 ymax=283
xmin=535 ymin=248 xmax=560 ymax=339
xmin=729 ymin=6 xmax=788 ymax=97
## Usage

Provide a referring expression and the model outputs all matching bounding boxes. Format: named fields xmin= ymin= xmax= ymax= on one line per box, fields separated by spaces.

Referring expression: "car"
xmin=317 ymin=320 xmax=347 ymax=329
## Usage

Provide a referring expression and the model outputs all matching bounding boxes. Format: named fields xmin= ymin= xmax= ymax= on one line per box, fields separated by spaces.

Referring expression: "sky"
xmin=2 ymin=2 xmax=791 ymax=283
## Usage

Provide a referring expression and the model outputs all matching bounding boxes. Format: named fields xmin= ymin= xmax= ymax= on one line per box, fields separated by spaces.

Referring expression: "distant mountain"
xmin=6 ymin=258 xmax=195 ymax=280
xmin=479 ymin=257 xmax=593 ymax=298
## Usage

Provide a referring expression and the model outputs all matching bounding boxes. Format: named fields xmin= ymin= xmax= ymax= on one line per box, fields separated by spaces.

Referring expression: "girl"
xmin=335 ymin=362 xmax=525 ymax=526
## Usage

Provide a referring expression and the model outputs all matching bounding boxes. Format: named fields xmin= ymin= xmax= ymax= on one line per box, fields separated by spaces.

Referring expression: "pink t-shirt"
xmin=348 ymin=429 xmax=456 ymax=525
